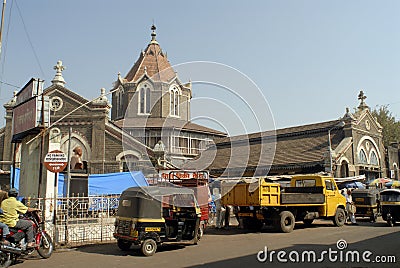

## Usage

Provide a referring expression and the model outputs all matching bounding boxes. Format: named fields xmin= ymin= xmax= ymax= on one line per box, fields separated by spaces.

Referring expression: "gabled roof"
xmin=123 ymin=26 xmax=176 ymax=84
xmin=193 ymin=119 xmax=346 ymax=175
xmin=44 ymin=84 xmax=89 ymax=105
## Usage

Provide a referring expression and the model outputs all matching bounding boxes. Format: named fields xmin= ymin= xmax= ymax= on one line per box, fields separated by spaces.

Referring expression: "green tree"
xmin=372 ymin=105 xmax=400 ymax=147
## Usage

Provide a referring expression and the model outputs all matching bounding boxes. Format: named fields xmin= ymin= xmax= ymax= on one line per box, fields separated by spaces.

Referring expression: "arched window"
xmin=118 ymin=89 xmax=123 ymax=117
xmin=169 ymin=85 xmax=180 ymax=117
xmin=121 ymin=154 xmax=139 ymax=172
xmin=358 ymin=149 xmax=368 ymax=164
xmin=394 ymin=163 xmax=398 ymax=180
xmin=370 ymin=151 xmax=379 ymax=165
xmin=138 ymin=83 xmax=151 ymax=114
xmin=340 ymin=160 xmax=349 ymax=178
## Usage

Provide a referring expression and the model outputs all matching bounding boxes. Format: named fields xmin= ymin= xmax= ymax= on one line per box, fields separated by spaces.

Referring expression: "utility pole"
xmin=0 ymin=0 xmax=6 ymax=57
xmin=66 ymin=127 xmax=72 ymax=197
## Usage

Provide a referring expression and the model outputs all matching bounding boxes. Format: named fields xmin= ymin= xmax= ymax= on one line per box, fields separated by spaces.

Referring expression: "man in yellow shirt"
xmin=0 ymin=188 xmax=39 ymax=248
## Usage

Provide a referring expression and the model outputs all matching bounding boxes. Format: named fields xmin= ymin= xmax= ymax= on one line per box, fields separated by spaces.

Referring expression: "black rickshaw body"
xmin=352 ymin=188 xmax=380 ymax=221
xmin=113 ymin=186 xmax=201 ymax=256
xmin=380 ymin=189 xmax=400 ymax=226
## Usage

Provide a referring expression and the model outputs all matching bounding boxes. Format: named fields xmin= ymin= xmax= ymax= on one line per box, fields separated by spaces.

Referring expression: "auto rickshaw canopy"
xmin=117 ymin=186 xmax=199 ymax=219
xmin=380 ymin=189 xmax=400 ymax=202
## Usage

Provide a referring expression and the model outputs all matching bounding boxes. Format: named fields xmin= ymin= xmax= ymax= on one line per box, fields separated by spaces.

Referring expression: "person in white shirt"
xmin=345 ymin=189 xmax=357 ymax=225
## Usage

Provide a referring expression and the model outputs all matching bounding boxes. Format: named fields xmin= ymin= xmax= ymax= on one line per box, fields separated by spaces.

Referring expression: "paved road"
xmin=12 ymin=219 xmax=400 ymax=268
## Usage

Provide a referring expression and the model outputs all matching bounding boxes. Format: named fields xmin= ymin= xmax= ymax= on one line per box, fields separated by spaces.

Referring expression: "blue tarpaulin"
xmin=90 ymin=171 xmax=148 ymax=195
xmin=11 ymin=168 xmax=148 ymax=196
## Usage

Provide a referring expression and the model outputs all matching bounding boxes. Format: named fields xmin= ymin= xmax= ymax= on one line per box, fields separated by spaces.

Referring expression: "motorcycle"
xmin=0 ymin=210 xmax=53 ymax=267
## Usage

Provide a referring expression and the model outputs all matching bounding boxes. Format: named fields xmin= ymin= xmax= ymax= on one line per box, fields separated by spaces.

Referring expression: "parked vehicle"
xmin=163 ymin=170 xmax=210 ymax=238
xmin=0 ymin=210 xmax=53 ymax=267
xmin=113 ymin=186 xmax=201 ymax=256
xmin=221 ymin=175 xmax=347 ymax=233
xmin=380 ymin=189 xmax=400 ymax=226
xmin=351 ymin=188 xmax=380 ymax=222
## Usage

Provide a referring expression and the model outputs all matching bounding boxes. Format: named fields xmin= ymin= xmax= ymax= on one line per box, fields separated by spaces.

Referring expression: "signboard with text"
xmin=159 ymin=170 xmax=209 ymax=181
xmin=44 ymin=150 xmax=68 ymax=173
xmin=16 ymin=78 xmax=44 ymax=106
xmin=12 ymin=95 xmax=50 ymax=142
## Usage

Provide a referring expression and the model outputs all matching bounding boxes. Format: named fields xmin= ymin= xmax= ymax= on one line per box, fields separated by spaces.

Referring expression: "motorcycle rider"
xmin=0 ymin=188 xmax=40 ymax=248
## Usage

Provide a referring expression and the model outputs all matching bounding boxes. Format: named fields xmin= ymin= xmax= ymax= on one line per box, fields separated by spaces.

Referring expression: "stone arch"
xmin=369 ymin=148 xmax=379 ymax=165
xmin=116 ymin=150 xmax=142 ymax=172
xmin=338 ymin=156 xmax=350 ymax=178
xmin=115 ymin=150 xmax=142 ymax=161
xmin=358 ymin=147 xmax=368 ymax=164
xmin=60 ymin=132 xmax=91 ymax=161
xmin=356 ymin=136 xmax=382 ymax=162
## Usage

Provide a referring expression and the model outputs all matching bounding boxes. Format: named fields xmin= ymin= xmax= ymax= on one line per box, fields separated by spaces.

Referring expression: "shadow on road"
xmin=188 ymin=230 xmax=400 ymax=268
xmin=205 ymin=219 xmax=385 ymax=236
xmin=76 ymin=242 xmax=192 ymax=257
xmin=74 ymin=220 xmax=393 ymax=259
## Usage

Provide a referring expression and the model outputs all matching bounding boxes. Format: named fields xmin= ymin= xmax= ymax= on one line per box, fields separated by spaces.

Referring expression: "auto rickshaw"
xmin=380 ymin=189 xmax=400 ymax=227
xmin=113 ymin=186 xmax=201 ymax=256
xmin=352 ymin=188 xmax=380 ymax=222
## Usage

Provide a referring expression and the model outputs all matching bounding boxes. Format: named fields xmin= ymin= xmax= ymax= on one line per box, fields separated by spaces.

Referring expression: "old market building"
xmin=0 ymin=25 xmax=226 ymax=189
xmin=202 ymin=91 xmax=393 ymax=181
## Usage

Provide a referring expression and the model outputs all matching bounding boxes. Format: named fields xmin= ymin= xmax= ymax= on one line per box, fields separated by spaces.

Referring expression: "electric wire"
xmin=14 ymin=0 xmax=45 ymax=79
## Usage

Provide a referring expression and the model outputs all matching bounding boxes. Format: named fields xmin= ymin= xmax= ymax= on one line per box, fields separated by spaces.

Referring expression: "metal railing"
xmin=26 ymin=194 xmax=120 ymax=247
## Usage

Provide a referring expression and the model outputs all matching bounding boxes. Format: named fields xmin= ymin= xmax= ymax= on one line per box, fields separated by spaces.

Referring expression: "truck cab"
xmin=290 ymin=175 xmax=345 ymax=218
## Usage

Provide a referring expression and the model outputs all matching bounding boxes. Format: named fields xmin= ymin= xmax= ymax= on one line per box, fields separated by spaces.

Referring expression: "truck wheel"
xmin=117 ymin=239 xmax=132 ymax=251
xmin=279 ymin=211 xmax=295 ymax=233
xmin=141 ymin=239 xmax=157 ymax=256
xmin=333 ymin=208 xmax=346 ymax=227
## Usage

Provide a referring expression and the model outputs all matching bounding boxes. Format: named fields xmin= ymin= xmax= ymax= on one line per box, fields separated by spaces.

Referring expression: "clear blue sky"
xmin=0 ymin=0 xmax=399 ymax=133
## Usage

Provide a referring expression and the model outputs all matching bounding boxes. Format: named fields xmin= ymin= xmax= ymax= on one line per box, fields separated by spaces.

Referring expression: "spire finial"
xmin=150 ymin=24 xmax=158 ymax=44
xmin=357 ymin=90 xmax=369 ymax=111
xmin=52 ymin=60 xmax=66 ymax=86
xmin=93 ymin=87 xmax=110 ymax=106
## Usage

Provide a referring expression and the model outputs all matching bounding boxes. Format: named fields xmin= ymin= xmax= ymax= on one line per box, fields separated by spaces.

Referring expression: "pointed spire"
xmin=150 ymin=24 xmax=158 ymax=44
xmin=52 ymin=60 xmax=66 ymax=86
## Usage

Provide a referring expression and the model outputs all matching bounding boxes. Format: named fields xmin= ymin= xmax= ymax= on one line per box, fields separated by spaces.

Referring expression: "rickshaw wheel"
xmin=117 ymin=239 xmax=132 ymax=251
xmin=141 ymin=239 xmax=157 ymax=256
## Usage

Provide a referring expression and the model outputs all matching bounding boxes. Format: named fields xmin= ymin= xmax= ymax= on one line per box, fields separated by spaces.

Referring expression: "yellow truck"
xmin=221 ymin=174 xmax=346 ymax=233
